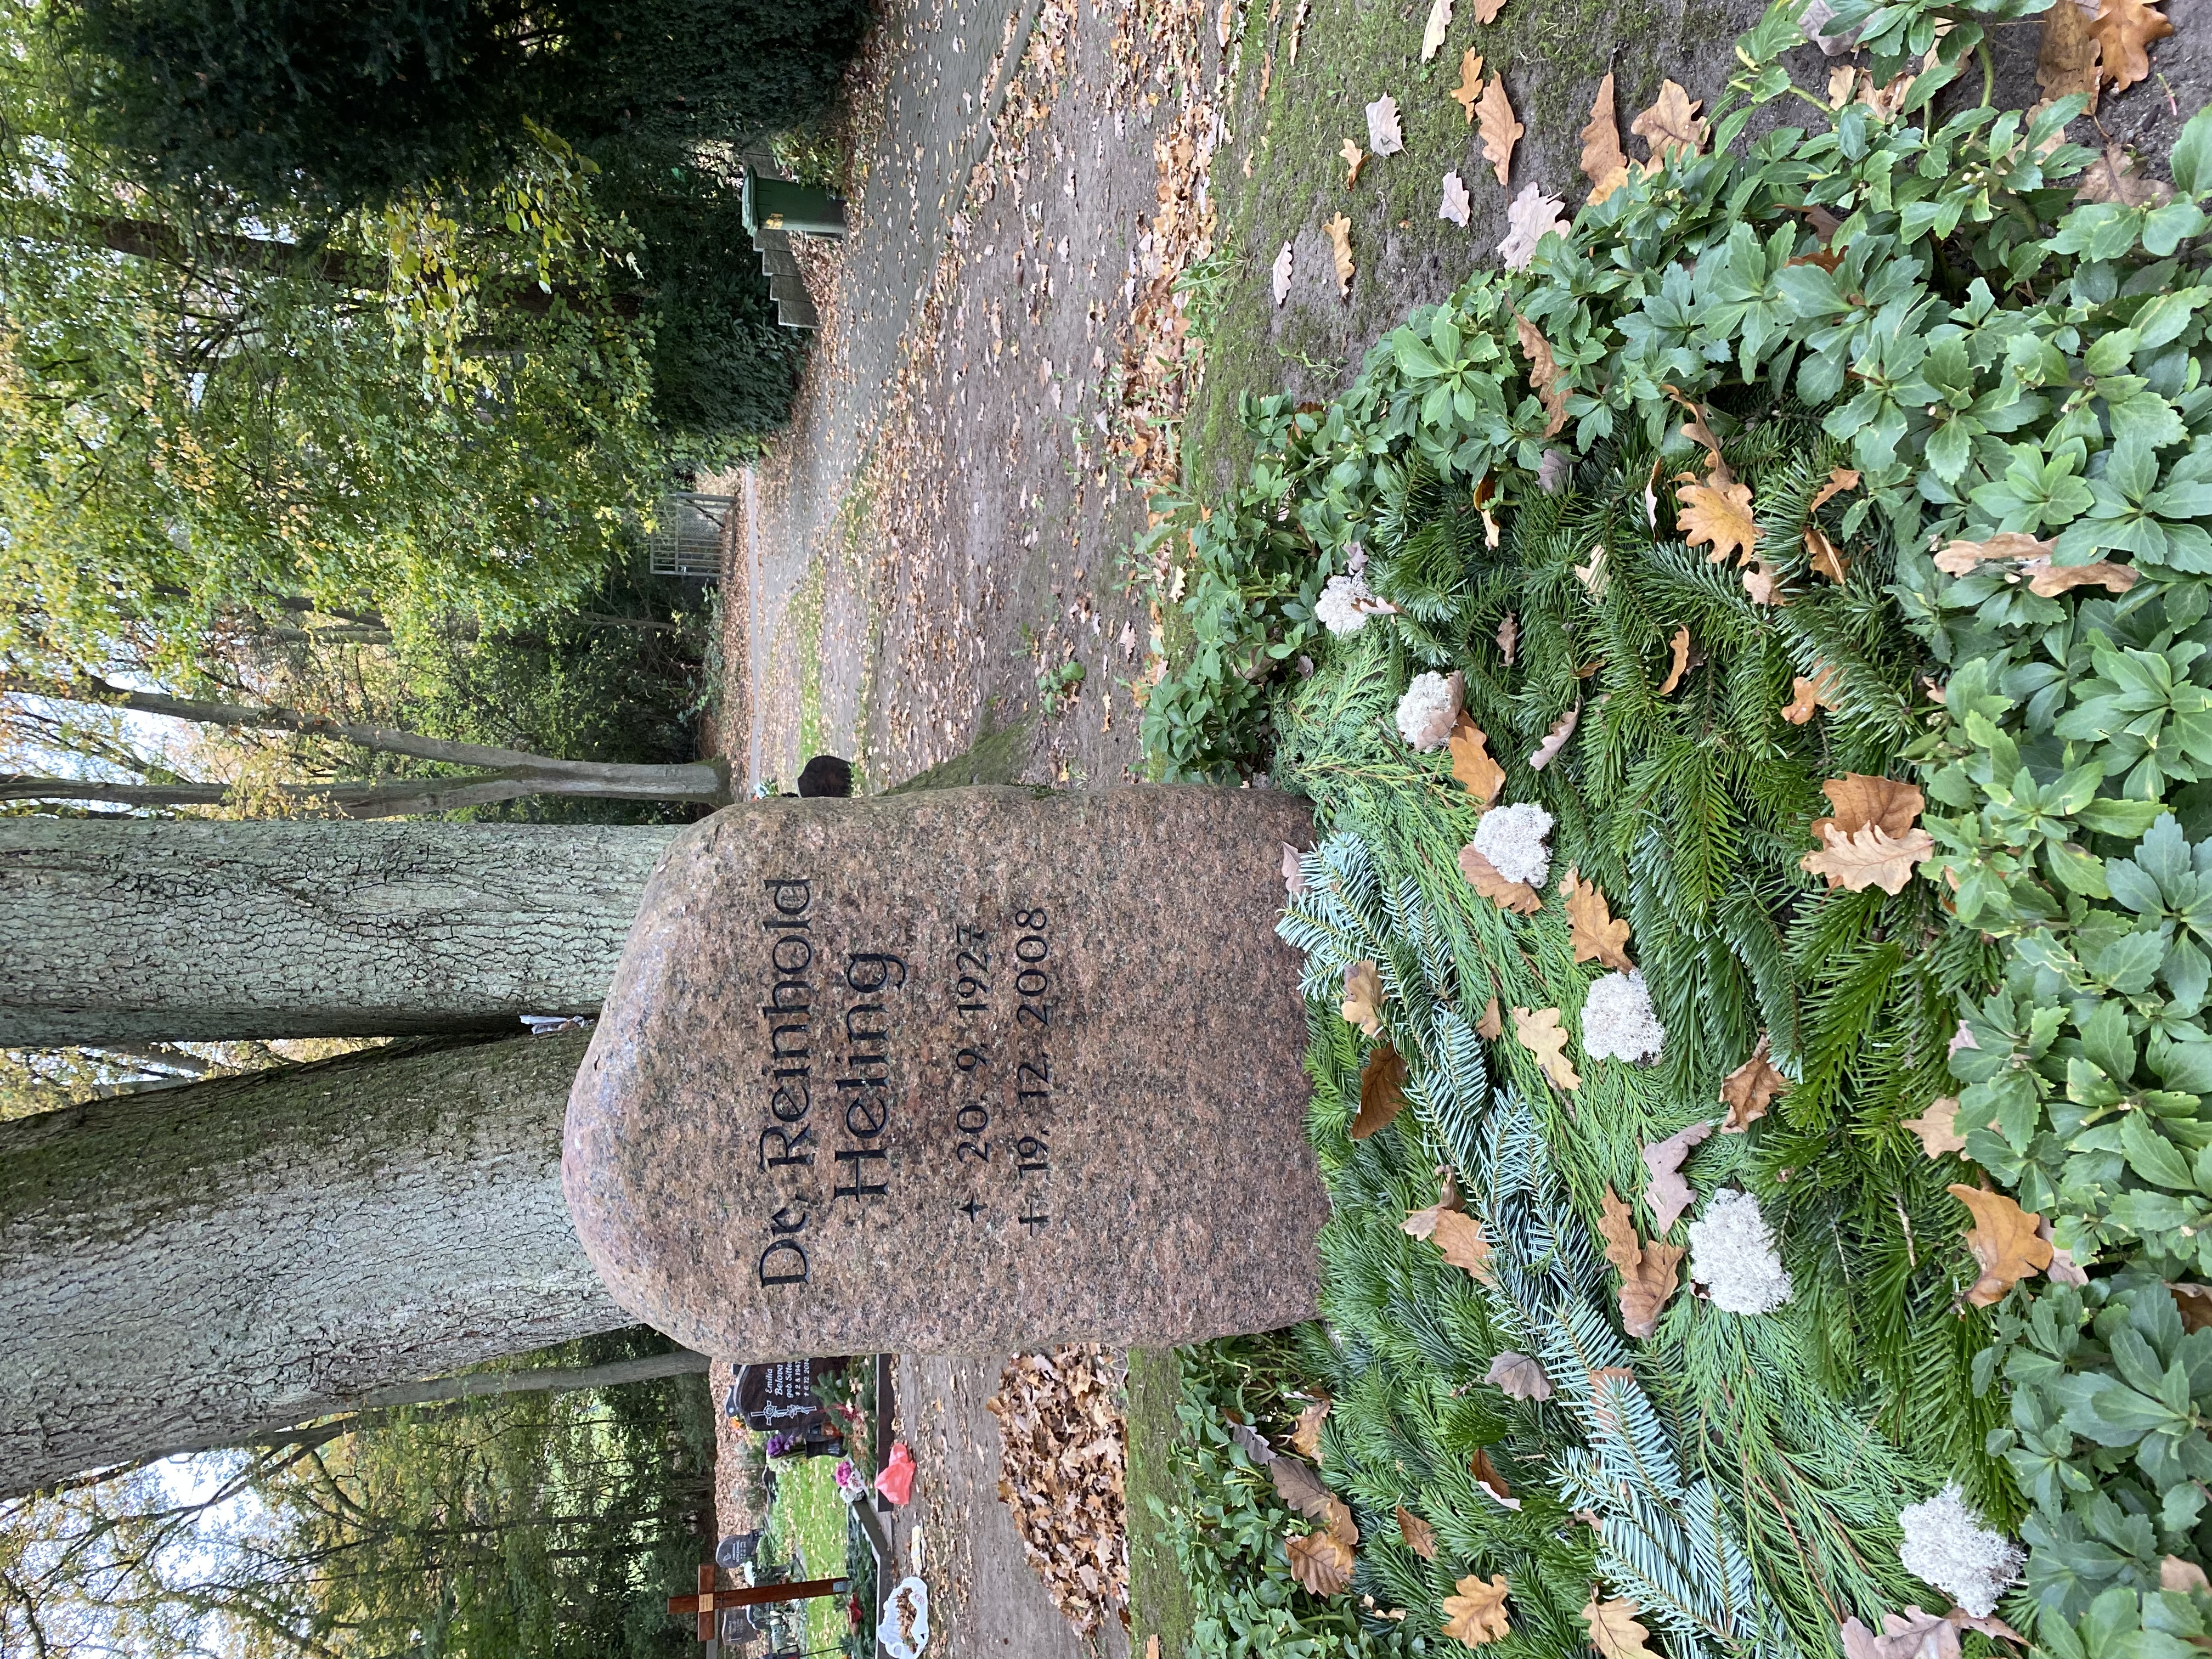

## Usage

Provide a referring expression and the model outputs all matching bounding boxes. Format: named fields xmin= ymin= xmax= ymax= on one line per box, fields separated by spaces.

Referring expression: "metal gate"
xmin=647 ymin=492 xmax=736 ymax=579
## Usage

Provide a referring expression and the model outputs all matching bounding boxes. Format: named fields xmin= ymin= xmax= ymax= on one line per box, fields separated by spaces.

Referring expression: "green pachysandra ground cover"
xmin=1138 ymin=1 xmax=2212 ymax=1651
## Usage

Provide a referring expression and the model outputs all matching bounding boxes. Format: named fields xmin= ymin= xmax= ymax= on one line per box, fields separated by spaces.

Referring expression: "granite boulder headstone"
xmin=562 ymin=785 xmax=1327 ymax=1361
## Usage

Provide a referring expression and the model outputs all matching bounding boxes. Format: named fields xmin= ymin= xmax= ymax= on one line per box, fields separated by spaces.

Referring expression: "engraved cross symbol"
xmin=960 ymin=1198 xmax=984 ymax=1221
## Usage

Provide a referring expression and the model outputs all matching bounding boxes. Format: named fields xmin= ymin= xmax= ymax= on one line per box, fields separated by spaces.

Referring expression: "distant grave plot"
xmin=564 ymin=785 xmax=1327 ymax=1361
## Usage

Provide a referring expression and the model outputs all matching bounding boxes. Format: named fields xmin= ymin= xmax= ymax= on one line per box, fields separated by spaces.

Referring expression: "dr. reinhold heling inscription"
xmin=562 ymin=786 xmax=1330 ymax=1361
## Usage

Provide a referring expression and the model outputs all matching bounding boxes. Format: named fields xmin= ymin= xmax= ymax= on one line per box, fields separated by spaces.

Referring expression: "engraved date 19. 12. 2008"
xmin=947 ymin=909 xmax=1053 ymax=1230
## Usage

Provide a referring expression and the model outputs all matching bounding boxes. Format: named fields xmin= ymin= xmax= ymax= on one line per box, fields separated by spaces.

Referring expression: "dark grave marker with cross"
xmin=667 ymin=1564 xmax=848 ymax=1641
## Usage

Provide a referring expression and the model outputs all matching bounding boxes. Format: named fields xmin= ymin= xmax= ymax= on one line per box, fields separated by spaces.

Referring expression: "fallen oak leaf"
xmin=1352 ymin=1043 xmax=1409 ymax=1138
xmin=1657 ymin=626 xmax=1691 ymax=695
xmin=1498 ymin=182 xmax=1568 ymax=269
xmin=2163 ymin=1558 xmax=2212 ymax=1594
xmin=1742 ymin=558 xmax=1790 ymax=606
xmin=1949 ymin=1184 xmax=2053 ymax=1305
xmin=1319 ymin=1494 xmax=1358 ymax=1545
xmin=2087 ymin=0 xmax=2171 ymax=96
xmin=2022 ymin=556 xmax=2139 ymax=596
xmin=1476 ymin=996 xmax=1503 ymax=1040
xmin=1340 ymin=138 xmax=1367 ymax=188
xmin=1397 ymin=1505 xmax=1438 ymax=1559
xmin=1809 ymin=467 xmax=1861 ymax=512
xmin=1476 ymin=75 xmax=1522 ymax=187
xmin=1289 ymin=1397 xmax=1331 ymax=1458
xmin=1805 ymin=523 xmax=1849 ymax=583
xmin=1678 ymin=477 xmax=1759 ymax=565
xmin=2076 ymin=144 xmax=2172 ymax=206
xmin=1271 ymin=242 xmax=1294 ymax=306
xmin=1782 ymin=663 xmax=1842 ymax=725
xmin=1325 ymin=213 xmax=1355 ymax=296
xmin=1932 ymin=530 xmax=2055 ymax=575
xmin=1366 ymin=94 xmax=1405 ymax=156
xmin=1440 ymin=170 xmax=1472 ymax=227
xmin=1665 ymin=387 xmax=1733 ymax=482
xmin=1483 ymin=1351 xmax=1551 ymax=1400
xmin=2038 ymin=0 xmax=2102 ymax=109
xmin=1580 ymin=71 xmax=1631 ymax=204
xmin=1515 ymin=314 xmax=1569 ymax=437
xmin=1471 ymin=1447 xmax=1520 ymax=1509
xmin=1442 ymin=1573 xmax=1513 ymax=1645
xmin=1618 ymin=1240 xmax=1685 ymax=1338
xmin=1528 ymin=701 xmax=1580 ymax=770
xmin=2172 ymin=1282 xmax=2212 ymax=1333
xmin=1514 ymin=1005 xmax=1582 ymax=1090
xmin=1341 ymin=960 xmax=1386 ymax=1035
xmin=1287 ymin=1526 xmax=1355 ymax=1594
xmin=1812 ymin=773 xmax=1925 ymax=840
xmin=1561 ymin=867 xmax=1635 ymax=970
xmin=1449 ymin=48 xmax=1484 ymax=122
xmin=1904 ymin=1097 xmax=1967 ymax=1158
xmin=1630 ymin=80 xmax=1705 ymax=165
xmin=1431 ymin=1209 xmax=1497 ymax=1282
xmin=1800 ymin=823 xmax=1937 ymax=895
xmin=1496 ymin=612 xmax=1517 ymax=664
xmin=1472 ymin=0 xmax=1504 ymax=18
xmin=1582 ymin=1595 xmax=1659 ymax=1659
xmin=1282 ymin=842 xmax=1307 ymax=895
xmin=1268 ymin=1451 xmax=1333 ymax=1517
xmin=1641 ymin=1120 xmax=1716 ymax=1235
xmin=1459 ymin=842 xmax=1543 ymax=914
xmin=1720 ymin=1036 xmax=1786 ymax=1132
xmin=1420 ymin=0 xmax=1453 ymax=60
xmin=1448 ymin=716 xmax=1506 ymax=807
xmin=1598 ymin=1186 xmax=1644 ymax=1276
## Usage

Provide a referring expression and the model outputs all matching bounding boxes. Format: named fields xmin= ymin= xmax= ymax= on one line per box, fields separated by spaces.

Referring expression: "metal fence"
xmin=647 ymin=492 xmax=737 ymax=579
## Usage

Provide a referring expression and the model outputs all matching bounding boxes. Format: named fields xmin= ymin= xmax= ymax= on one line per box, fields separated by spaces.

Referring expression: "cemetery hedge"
xmin=1139 ymin=0 xmax=2212 ymax=1650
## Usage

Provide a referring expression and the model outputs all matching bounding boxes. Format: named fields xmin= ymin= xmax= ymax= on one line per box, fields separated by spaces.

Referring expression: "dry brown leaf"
xmin=1720 ymin=1036 xmax=1786 ymax=1132
xmin=1476 ymin=75 xmax=1522 ymax=187
xmin=1325 ymin=213 xmax=1355 ymax=296
xmin=1782 ymin=663 xmax=1842 ymax=725
xmin=1449 ymin=715 xmax=1507 ymax=808
xmin=1515 ymin=314 xmax=1570 ymax=437
xmin=1581 ymin=72 xmax=1632 ymax=204
xmin=1148 ymin=1638 xmax=1162 ymax=1659
xmin=1477 ymin=996 xmax=1503 ymax=1040
xmin=1813 ymin=773 xmax=1925 ymax=840
xmin=1397 ymin=1505 xmax=1439 ymax=1560
xmin=1269 ymin=1452 xmax=1335 ymax=1519
xmin=2078 ymin=145 xmax=2174 ymax=206
xmin=1805 ymin=523 xmax=1849 ymax=583
xmin=1450 ymin=49 xmax=1485 ymax=122
xmin=1678 ymin=478 xmax=1759 ymax=565
xmin=1630 ymin=80 xmax=1706 ymax=165
xmin=1809 ymin=467 xmax=1861 ymax=512
xmin=1283 ymin=842 xmax=1307 ymax=895
xmin=1932 ymin=530 xmax=2056 ymax=575
xmin=1353 ymin=1044 xmax=1409 ymax=1139
xmin=1514 ymin=1005 xmax=1582 ymax=1090
xmin=1667 ymin=389 xmax=1732 ymax=482
xmin=1598 ymin=1185 xmax=1644 ymax=1276
xmin=1561 ymin=867 xmax=1635 ymax=970
xmin=1496 ymin=612 xmax=1519 ymax=664
xmin=2173 ymin=1283 xmax=2212 ymax=1333
xmin=2163 ymin=1557 xmax=2212 ymax=1594
xmin=1290 ymin=1397 xmax=1332 ymax=1458
xmin=1432 ymin=1208 xmax=1498 ymax=1282
xmin=1743 ymin=558 xmax=1790 ymax=606
xmin=2024 ymin=557 xmax=2140 ymax=597
xmin=1460 ymin=843 xmax=1544 ymax=915
xmin=1801 ymin=823 xmax=1937 ymax=895
xmin=2039 ymin=0 xmax=2103 ymax=108
xmin=1904 ymin=1097 xmax=1968 ymax=1158
xmin=1619 ymin=1241 xmax=1685 ymax=1338
xmin=1472 ymin=0 xmax=1505 ymax=18
xmin=1421 ymin=0 xmax=1454 ymax=60
xmin=1471 ymin=1446 xmax=1521 ymax=1508
xmin=1530 ymin=702 xmax=1580 ymax=770
xmin=1443 ymin=1573 xmax=1513 ymax=1646
xmin=1340 ymin=138 xmax=1368 ymax=188
xmin=1289 ymin=1526 xmax=1355 ymax=1595
xmin=1949 ymin=1183 xmax=2055 ymax=1305
xmin=1658 ymin=625 xmax=1691 ymax=695
xmin=984 ymin=1345 xmax=1128 ymax=1632
xmin=2087 ymin=0 xmax=2171 ymax=95
xmin=1582 ymin=1595 xmax=1660 ymax=1659
xmin=1483 ymin=1351 xmax=1553 ymax=1399
xmin=1342 ymin=961 xmax=1386 ymax=1035
xmin=1642 ymin=1121 xmax=1716 ymax=1235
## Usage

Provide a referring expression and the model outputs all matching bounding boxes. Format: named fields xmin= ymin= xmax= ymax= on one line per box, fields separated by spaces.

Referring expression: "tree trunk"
xmin=0 ymin=1035 xmax=628 ymax=1499
xmin=0 ymin=819 xmax=675 ymax=1044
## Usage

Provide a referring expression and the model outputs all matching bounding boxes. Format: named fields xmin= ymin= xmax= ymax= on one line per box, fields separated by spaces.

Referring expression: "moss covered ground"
xmin=1124 ymin=1347 xmax=1198 ymax=1659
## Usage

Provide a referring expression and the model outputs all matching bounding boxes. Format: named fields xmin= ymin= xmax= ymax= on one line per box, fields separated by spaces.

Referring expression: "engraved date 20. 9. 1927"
xmin=946 ymin=910 xmax=1053 ymax=1228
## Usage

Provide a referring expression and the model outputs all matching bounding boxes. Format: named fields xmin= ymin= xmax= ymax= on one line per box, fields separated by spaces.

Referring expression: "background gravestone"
xmin=563 ymin=785 xmax=1325 ymax=1361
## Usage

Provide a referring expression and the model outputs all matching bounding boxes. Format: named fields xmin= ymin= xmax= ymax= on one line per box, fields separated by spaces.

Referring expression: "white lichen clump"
xmin=1394 ymin=670 xmax=1463 ymax=751
xmin=1686 ymin=1188 xmax=1793 ymax=1315
xmin=1316 ymin=572 xmax=1379 ymax=636
xmin=1897 ymin=1483 xmax=2025 ymax=1618
xmin=1471 ymin=802 xmax=1554 ymax=888
xmin=1579 ymin=968 xmax=1664 ymax=1064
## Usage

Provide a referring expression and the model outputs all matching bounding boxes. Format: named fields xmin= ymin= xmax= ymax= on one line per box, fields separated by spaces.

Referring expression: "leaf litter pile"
xmin=985 ymin=1345 xmax=1129 ymax=1633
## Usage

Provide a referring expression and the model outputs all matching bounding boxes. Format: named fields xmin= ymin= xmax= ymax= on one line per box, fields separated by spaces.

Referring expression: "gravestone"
xmin=728 ymin=1356 xmax=847 ymax=1432
xmin=563 ymin=785 xmax=1326 ymax=1361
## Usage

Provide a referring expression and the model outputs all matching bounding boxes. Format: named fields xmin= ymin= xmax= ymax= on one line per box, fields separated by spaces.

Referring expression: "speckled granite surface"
xmin=564 ymin=786 xmax=1327 ymax=1361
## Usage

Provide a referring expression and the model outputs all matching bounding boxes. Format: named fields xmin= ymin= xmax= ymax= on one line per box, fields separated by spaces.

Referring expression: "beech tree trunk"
xmin=0 ymin=1035 xmax=628 ymax=1499
xmin=0 ymin=819 xmax=675 ymax=1044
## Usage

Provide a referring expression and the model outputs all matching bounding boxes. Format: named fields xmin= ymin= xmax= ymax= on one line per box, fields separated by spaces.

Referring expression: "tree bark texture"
xmin=0 ymin=819 xmax=676 ymax=1043
xmin=0 ymin=1036 xmax=628 ymax=1498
